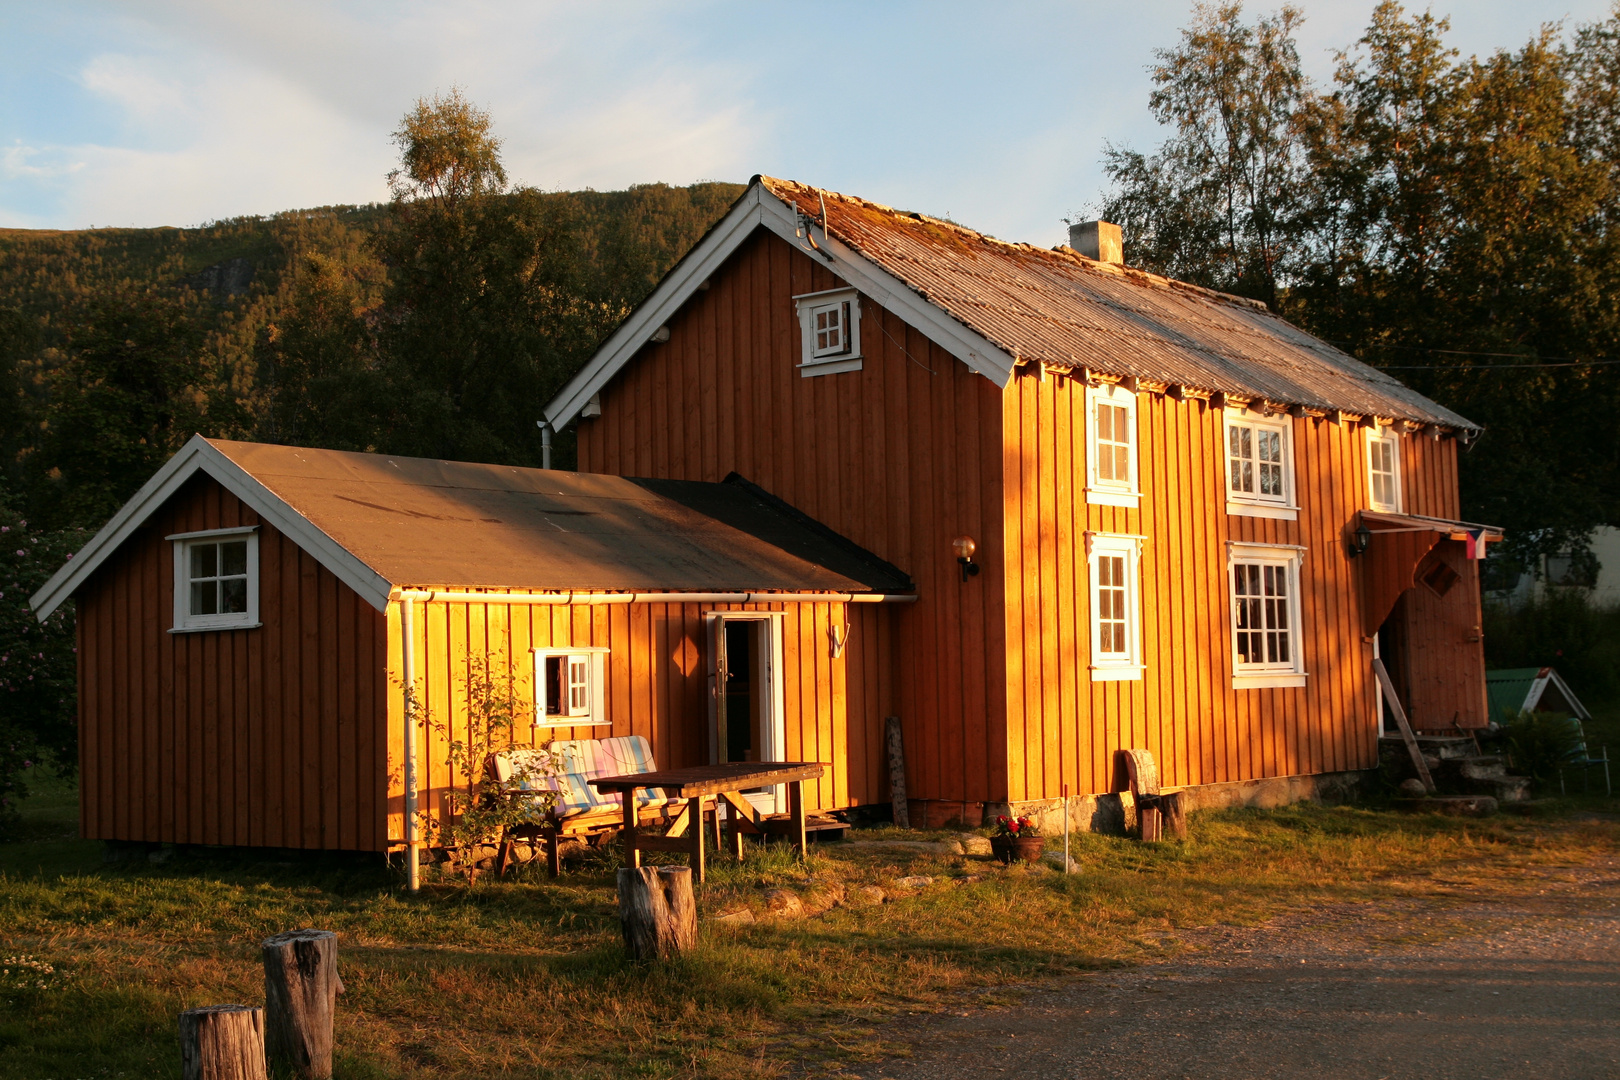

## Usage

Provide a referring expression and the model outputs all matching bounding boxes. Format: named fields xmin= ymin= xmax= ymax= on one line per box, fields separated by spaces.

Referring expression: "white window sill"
xmin=1232 ymin=672 xmax=1308 ymax=689
xmin=535 ymin=719 xmax=613 ymax=730
xmin=1090 ymin=664 xmax=1145 ymax=682
xmin=170 ymin=621 xmax=262 ymax=634
xmin=798 ymin=356 xmax=863 ymax=377
xmin=1227 ymin=500 xmax=1298 ymax=521
xmin=1086 ymin=488 xmax=1140 ymax=509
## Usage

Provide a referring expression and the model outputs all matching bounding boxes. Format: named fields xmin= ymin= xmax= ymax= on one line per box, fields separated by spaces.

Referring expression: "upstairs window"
xmin=793 ymin=287 xmax=863 ymax=376
xmin=1225 ymin=413 xmax=1295 ymax=517
xmin=170 ymin=527 xmax=259 ymax=632
xmin=1228 ymin=543 xmax=1306 ymax=688
xmin=1366 ymin=428 xmax=1402 ymax=512
xmin=534 ymin=648 xmax=610 ymax=728
xmin=1086 ymin=383 xmax=1139 ymax=507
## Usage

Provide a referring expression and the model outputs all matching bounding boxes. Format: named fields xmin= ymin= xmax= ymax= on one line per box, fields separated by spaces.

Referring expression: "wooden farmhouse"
xmin=31 ymin=175 xmax=1505 ymax=856
xmin=541 ymin=176 xmax=1503 ymax=827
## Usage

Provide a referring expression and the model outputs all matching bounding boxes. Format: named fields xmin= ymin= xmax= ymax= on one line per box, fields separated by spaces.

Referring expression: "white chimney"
xmin=1069 ymin=220 xmax=1123 ymax=264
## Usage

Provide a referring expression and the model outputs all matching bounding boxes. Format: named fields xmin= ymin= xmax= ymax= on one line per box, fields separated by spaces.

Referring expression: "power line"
xmin=1328 ymin=339 xmax=1620 ymax=369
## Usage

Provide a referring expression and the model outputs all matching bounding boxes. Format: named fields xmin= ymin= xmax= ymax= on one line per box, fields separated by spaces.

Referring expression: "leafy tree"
xmin=0 ymin=506 xmax=87 ymax=836
xmin=1097 ymin=2 xmax=1620 ymax=573
xmin=370 ymin=91 xmax=622 ymax=466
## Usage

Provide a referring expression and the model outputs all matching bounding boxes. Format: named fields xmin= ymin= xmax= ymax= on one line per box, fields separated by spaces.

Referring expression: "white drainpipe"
xmin=393 ymin=587 xmax=916 ymax=891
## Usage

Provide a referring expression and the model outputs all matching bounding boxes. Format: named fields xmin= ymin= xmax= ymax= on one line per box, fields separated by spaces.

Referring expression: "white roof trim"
xmin=29 ymin=435 xmax=394 ymax=620
xmin=542 ymin=179 xmax=1018 ymax=430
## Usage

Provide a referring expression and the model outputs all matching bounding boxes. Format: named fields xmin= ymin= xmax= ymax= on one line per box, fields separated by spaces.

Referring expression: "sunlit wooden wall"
xmin=76 ymin=476 xmax=388 ymax=851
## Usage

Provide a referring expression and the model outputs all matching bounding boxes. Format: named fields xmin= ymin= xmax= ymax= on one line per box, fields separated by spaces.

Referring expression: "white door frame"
xmin=705 ymin=612 xmax=788 ymax=813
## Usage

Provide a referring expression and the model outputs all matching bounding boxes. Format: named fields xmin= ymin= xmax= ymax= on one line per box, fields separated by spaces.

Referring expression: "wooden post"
xmin=262 ymin=929 xmax=342 ymax=1080
xmin=1138 ymin=796 xmax=1162 ymax=842
xmin=180 ymin=1005 xmax=266 ymax=1080
xmin=621 ymin=786 xmax=642 ymax=870
xmin=789 ymin=778 xmax=808 ymax=860
xmin=617 ymin=866 xmax=697 ymax=960
xmin=1373 ymin=658 xmax=1436 ymax=793
xmin=1161 ymin=790 xmax=1188 ymax=840
xmin=885 ymin=716 xmax=909 ymax=828
xmin=686 ymin=795 xmax=705 ymax=883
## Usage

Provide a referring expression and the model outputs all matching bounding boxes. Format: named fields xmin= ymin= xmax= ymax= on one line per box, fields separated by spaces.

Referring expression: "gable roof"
xmin=545 ymin=176 xmax=1477 ymax=434
xmin=29 ymin=436 xmax=913 ymax=620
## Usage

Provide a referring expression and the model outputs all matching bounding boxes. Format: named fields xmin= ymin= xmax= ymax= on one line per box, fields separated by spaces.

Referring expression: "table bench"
xmin=591 ymin=762 xmax=827 ymax=883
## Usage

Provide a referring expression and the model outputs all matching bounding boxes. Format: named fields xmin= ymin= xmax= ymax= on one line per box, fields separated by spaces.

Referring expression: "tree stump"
xmin=1161 ymin=790 xmax=1188 ymax=840
xmin=617 ymin=866 xmax=697 ymax=959
xmin=262 ymin=929 xmax=343 ymax=1080
xmin=179 ymin=1005 xmax=267 ymax=1080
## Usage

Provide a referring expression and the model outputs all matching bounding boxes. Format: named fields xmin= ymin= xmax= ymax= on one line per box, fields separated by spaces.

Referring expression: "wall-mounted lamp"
xmin=1347 ymin=522 xmax=1373 ymax=558
xmin=953 ymin=535 xmax=980 ymax=581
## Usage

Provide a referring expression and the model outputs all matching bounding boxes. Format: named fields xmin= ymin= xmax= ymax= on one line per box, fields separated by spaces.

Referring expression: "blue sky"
xmin=2 ymin=1 xmax=1614 ymax=245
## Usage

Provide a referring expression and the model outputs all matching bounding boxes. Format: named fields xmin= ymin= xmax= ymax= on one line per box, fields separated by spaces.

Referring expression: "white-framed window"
xmin=1225 ymin=412 xmax=1296 ymax=519
xmin=1366 ymin=427 xmax=1402 ymax=512
xmin=792 ymin=287 xmax=862 ymax=376
xmin=1228 ymin=543 xmax=1307 ymax=688
xmin=533 ymin=647 xmax=610 ymax=728
xmin=1088 ymin=533 xmax=1144 ymax=681
xmin=1086 ymin=383 xmax=1139 ymax=507
xmin=169 ymin=527 xmax=259 ymax=632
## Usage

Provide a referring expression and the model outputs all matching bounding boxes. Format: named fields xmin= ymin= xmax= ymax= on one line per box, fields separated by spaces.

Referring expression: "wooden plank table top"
xmin=590 ymin=761 xmax=825 ymax=798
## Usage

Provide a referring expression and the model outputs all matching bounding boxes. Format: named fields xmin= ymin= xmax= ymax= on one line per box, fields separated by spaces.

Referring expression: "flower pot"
xmin=990 ymin=835 xmax=1044 ymax=864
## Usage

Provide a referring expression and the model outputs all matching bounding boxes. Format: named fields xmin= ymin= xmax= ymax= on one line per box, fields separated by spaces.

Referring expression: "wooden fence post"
xmin=179 ymin=1005 xmax=267 ymax=1080
xmin=885 ymin=717 xmax=910 ymax=829
xmin=262 ymin=929 xmax=342 ymax=1080
xmin=618 ymin=866 xmax=697 ymax=960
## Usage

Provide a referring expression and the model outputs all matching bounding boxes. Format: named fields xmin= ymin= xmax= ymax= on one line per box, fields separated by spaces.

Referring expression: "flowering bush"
xmin=1 ymin=955 xmax=59 ymax=993
xmin=992 ymin=815 xmax=1039 ymax=838
xmin=0 ymin=505 xmax=87 ymax=837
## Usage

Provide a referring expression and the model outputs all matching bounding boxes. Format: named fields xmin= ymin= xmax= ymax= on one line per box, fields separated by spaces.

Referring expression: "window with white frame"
xmin=1088 ymin=533 xmax=1144 ymax=680
xmin=170 ymin=527 xmax=259 ymax=632
xmin=534 ymin=647 xmax=610 ymax=727
xmin=1366 ymin=427 xmax=1402 ymax=512
xmin=1228 ymin=544 xmax=1306 ymax=688
xmin=1086 ymin=383 xmax=1139 ymax=507
xmin=1225 ymin=413 xmax=1295 ymax=515
xmin=792 ymin=287 xmax=862 ymax=376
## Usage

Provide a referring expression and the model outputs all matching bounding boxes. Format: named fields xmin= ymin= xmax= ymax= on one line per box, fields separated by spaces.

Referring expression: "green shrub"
xmin=1500 ymin=709 xmax=1585 ymax=792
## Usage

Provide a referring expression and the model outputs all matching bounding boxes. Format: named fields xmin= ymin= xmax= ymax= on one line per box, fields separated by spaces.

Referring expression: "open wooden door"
xmin=706 ymin=613 xmax=788 ymax=812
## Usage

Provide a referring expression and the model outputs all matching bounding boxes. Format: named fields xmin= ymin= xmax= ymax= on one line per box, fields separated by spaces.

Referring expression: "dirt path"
xmin=856 ymin=859 xmax=1620 ymax=1080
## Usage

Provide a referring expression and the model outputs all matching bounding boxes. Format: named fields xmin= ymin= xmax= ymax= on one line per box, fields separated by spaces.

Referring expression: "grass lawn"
xmin=2 ymin=770 xmax=1616 ymax=1080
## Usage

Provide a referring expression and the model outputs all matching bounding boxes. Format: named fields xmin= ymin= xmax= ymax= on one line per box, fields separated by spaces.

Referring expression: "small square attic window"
xmin=169 ymin=526 xmax=260 ymax=632
xmin=793 ymin=287 xmax=862 ymax=376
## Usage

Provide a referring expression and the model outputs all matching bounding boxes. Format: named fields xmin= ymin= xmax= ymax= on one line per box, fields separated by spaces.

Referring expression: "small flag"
xmin=1463 ymin=528 xmax=1488 ymax=560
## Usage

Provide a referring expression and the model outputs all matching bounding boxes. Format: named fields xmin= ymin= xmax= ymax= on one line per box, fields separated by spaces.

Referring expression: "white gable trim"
xmin=542 ymin=179 xmax=1019 ymax=430
xmin=29 ymin=435 xmax=393 ymax=621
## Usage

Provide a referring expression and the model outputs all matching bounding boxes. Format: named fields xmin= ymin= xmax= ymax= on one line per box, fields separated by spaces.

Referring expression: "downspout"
xmin=401 ymin=594 xmax=420 ymax=893
xmin=538 ymin=420 xmax=552 ymax=470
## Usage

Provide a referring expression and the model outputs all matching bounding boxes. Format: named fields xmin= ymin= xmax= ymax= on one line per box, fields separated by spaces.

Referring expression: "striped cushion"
xmin=493 ymin=736 xmax=671 ymax=820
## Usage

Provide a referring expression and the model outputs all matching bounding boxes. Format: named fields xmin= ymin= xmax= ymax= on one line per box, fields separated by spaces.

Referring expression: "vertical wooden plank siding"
xmin=998 ymin=384 xmax=1467 ymax=798
xmin=569 ymin=225 xmax=1477 ymax=805
xmin=382 ymin=597 xmax=888 ymax=842
xmin=576 ymin=229 xmax=1007 ymax=807
xmin=74 ymin=475 xmax=388 ymax=850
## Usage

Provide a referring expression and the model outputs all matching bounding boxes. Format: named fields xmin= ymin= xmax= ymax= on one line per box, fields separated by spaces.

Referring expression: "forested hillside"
xmin=0 ymin=180 xmax=743 ymax=530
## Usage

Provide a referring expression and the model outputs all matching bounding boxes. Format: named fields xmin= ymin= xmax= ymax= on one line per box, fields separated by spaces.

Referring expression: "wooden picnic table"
xmin=590 ymin=762 xmax=826 ymax=883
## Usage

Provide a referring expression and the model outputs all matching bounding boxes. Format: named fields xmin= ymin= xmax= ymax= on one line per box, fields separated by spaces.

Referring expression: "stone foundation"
xmin=908 ymin=769 xmax=1374 ymax=836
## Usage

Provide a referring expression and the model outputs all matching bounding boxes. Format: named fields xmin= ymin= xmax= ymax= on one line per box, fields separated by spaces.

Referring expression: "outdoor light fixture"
xmin=1348 ymin=521 xmax=1373 ymax=558
xmin=953 ymin=535 xmax=980 ymax=580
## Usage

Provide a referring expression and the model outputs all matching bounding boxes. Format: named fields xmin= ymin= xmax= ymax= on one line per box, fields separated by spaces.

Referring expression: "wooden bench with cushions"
xmin=489 ymin=735 xmax=683 ymax=876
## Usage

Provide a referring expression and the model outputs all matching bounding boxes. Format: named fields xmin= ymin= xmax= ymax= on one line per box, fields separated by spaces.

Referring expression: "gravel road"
xmin=857 ymin=858 xmax=1620 ymax=1080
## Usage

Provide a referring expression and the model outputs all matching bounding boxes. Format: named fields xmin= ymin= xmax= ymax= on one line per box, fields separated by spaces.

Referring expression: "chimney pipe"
xmin=1069 ymin=220 xmax=1123 ymax=265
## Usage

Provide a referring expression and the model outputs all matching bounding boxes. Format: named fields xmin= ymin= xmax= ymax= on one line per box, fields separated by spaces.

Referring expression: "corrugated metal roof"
xmin=209 ymin=440 xmax=912 ymax=593
xmin=760 ymin=177 xmax=1478 ymax=430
